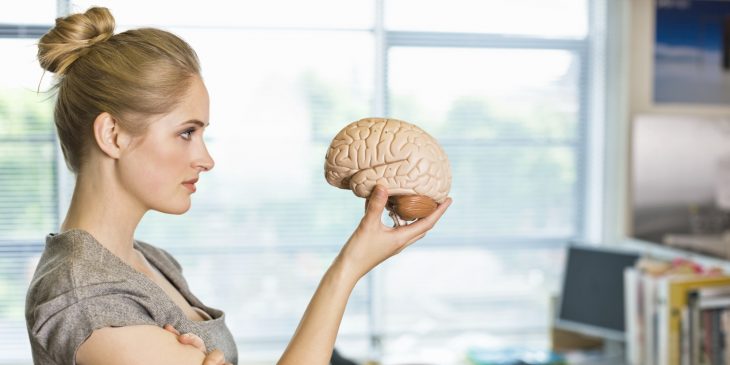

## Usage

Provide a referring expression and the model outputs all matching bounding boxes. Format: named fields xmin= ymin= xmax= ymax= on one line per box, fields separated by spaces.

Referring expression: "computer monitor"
xmin=554 ymin=244 xmax=640 ymax=342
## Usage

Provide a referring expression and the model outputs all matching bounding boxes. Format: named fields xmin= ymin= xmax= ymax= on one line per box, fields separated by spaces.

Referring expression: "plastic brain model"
xmin=324 ymin=117 xmax=452 ymax=226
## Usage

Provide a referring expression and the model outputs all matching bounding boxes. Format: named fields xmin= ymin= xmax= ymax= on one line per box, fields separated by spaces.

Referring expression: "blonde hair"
xmin=37 ymin=7 xmax=201 ymax=174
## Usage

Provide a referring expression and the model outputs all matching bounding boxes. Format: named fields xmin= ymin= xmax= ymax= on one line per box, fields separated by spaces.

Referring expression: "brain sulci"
xmin=324 ymin=117 xmax=452 ymax=221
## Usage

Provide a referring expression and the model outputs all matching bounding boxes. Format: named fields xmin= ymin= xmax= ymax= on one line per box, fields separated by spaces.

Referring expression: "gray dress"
xmin=25 ymin=229 xmax=238 ymax=365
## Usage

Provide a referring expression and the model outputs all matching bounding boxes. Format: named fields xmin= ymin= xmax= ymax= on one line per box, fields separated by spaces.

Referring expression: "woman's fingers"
xmin=203 ymin=349 xmax=227 ymax=365
xmin=345 ymin=191 xmax=450 ymax=277
xmin=163 ymin=324 xmax=180 ymax=336
xmin=164 ymin=324 xmax=207 ymax=353
xmin=178 ymin=332 xmax=207 ymax=353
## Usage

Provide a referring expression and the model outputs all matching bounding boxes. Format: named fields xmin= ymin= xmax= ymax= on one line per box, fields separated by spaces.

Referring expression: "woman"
xmin=25 ymin=7 xmax=451 ymax=365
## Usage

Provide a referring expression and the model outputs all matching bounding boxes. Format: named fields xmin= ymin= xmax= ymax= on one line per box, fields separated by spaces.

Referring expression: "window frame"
xmin=366 ymin=0 xmax=602 ymax=356
xmin=0 ymin=0 xmax=608 ymax=362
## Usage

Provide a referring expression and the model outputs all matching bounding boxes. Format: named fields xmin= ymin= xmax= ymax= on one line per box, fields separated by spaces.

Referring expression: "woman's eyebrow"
xmin=180 ymin=119 xmax=209 ymax=127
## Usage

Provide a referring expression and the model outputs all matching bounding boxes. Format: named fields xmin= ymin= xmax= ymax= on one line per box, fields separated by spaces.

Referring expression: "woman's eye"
xmin=180 ymin=128 xmax=195 ymax=140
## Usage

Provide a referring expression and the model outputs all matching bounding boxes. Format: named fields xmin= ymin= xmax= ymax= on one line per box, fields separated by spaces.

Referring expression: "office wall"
xmin=608 ymin=0 xmax=730 ymax=268
xmin=601 ymin=0 xmax=730 ymax=244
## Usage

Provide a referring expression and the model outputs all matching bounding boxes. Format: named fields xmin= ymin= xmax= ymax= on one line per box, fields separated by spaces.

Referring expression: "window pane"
xmin=386 ymin=0 xmax=588 ymax=37
xmin=389 ymin=47 xmax=580 ymax=141
xmin=0 ymin=40 xmax=54 ymax=138
xmin=0 ymin=1 xmax=56 ymax=25
xmin=380 ymin=245 xmax=564 ymax=363
xmin=431 ymin=145 xmax=577 ymax=239
xmin=0 ymin=143 xmax=56 ymax=239
xmin=0 ymin=251 xmax=40 ymax=363
xmin=0 ymin=39 xmax=56 ymax=240
xmin=71 ymin=0 xmax=374 ymax=29
xmin=389 ymin=47 xmax=580 ymax=237
xmin=384 ymin=45 xmax=582 ymax=362
xmin=0 ymin=39 xmax=55 ymax=364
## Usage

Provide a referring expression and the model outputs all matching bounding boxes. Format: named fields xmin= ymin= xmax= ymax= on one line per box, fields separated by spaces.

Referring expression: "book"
xmin=657 ymin=275 xmax=670 ymax=365
xmin=697 ymin=285 xmax=730 ymax=310
xmin=680 ymin=304 xmax=688 ymax=365
xmin=662 ymin=275 xmax=730 ymax=365
xmin=687 ymin=290 xmax=702 ymax=365
xmin=643 ymin=272 xmax=659 ymax=365
xmin=685 ymin=286 xmax=730 ymax=365
xmin=712 ymin=309 xmax=721 ymax=365
xmin=627 ymin=258 xmax=675 ymax=365
xmin=722 ymin=310 xmax=730 ymax=364
xmin=625 ymin=267 xmax=641 ymax=365
xmin=704 ymin=309 xmax=713 ymax=364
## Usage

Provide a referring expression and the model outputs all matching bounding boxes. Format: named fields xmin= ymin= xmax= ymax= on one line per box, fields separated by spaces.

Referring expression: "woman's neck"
xmin=61 ymin=169 xmax=146 ymax=264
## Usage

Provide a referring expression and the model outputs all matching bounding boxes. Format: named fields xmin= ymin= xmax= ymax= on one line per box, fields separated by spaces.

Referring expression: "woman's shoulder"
xmin=26 ymin=230 xmax=167 ymax=364
xmin=28 ymin=230 xmax=136 ymax=307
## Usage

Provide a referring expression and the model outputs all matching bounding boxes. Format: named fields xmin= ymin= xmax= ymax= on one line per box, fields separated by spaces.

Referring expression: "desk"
xmin=459 ymin=344 xmax=625 ymax=365
xmin=374 ymin=348 xmax=626 ymax=365
xmin=562 ymin=350 xmax=627 ymax=365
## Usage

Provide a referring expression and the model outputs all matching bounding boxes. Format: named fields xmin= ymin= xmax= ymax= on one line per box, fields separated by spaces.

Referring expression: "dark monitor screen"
xmin=555 ymin=244 xmax=639 ymax=341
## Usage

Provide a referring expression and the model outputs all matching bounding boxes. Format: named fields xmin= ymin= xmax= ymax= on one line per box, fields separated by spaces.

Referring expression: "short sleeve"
xmin=28 ymin=283 xmax=157 ymax=365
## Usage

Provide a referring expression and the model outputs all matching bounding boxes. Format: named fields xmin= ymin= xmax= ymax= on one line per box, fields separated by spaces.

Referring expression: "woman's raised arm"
xmin=277 ymin=185 xmax=452 ymax=365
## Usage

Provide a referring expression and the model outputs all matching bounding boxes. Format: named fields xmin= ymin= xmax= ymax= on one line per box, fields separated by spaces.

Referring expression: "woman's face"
xmin=118 ymin=76 xmax=215 ymax=214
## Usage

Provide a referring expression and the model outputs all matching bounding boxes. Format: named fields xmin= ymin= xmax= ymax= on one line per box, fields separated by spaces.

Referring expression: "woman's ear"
xmin=92 ymin=112 xmax=125 ymax=159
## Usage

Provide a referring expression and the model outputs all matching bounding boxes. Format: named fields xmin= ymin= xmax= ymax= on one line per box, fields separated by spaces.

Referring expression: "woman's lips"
xmin=182 ymin=178 xmax=198 ymax=193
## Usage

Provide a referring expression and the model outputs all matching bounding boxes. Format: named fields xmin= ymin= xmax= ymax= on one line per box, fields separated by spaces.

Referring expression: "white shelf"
xmin=617 ymin=237 xmax=730 ymax=272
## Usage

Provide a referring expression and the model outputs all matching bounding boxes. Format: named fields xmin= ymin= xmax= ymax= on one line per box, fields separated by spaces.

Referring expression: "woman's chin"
xmin=154 ymin=200 xmax=192 ymax=215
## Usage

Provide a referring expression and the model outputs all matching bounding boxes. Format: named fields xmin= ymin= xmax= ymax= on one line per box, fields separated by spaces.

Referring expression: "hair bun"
xmin=38 ymin=7 xmax=115 ymax=75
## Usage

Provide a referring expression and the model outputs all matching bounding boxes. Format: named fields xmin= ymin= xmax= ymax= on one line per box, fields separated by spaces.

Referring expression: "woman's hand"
xmin=336 ymin=184 xmax=452 ymax=280
xmin=163 ymin=325 xmax=231 ymax=365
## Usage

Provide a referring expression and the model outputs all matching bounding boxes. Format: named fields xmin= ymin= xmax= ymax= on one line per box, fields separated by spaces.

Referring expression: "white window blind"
xmin=0 ymin=36 xmax=56 ymax=363
xmin=1 ymin=0 xmax=599 ymax=364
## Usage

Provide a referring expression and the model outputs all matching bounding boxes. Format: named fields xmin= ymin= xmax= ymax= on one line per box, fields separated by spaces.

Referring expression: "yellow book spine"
xmin=668 ymin=276 xmax=730 ymax=365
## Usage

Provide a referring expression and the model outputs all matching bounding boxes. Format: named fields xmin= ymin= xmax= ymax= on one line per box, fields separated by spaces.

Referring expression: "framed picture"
xmin=654 ymin=0 xmax=730 ymax=105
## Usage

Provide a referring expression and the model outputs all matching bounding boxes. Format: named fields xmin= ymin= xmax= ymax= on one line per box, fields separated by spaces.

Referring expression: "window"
xmin=381 ymin=45 xmax=582 ymax=357
xmin=0 ymin=36 xmax=55 ymax=363
xmin=0 ymin=1 xmax=602 ymax=363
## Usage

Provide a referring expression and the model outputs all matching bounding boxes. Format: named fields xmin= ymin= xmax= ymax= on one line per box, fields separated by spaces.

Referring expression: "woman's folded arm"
xmin=76 ymin=325 xmax=210 ymax=365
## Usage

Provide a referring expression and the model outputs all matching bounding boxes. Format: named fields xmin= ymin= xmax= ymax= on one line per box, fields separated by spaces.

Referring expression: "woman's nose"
xmin=195 ymin=143 xmax=215 ymax=172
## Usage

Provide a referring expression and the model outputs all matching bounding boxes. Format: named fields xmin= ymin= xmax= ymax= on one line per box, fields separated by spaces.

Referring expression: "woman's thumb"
xmin=365 ymin=185 xmax=388 ymax=223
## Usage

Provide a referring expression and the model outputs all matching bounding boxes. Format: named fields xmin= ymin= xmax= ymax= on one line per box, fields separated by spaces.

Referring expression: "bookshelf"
xmin=620 ymin=237 xmax=730 ymax=365
xmin=619 ymin=238 xmax=730 ymax=274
